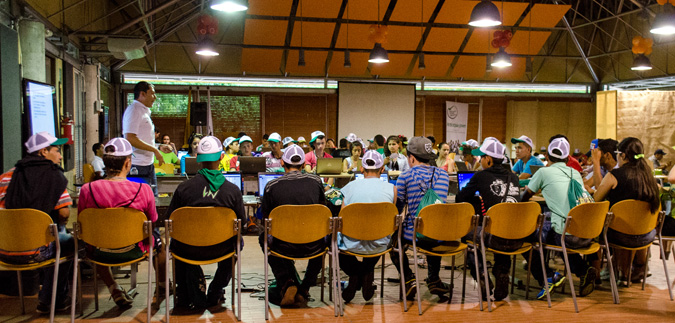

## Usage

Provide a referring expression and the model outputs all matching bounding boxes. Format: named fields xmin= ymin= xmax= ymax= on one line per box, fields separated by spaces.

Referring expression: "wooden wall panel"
xmin=263 ymin=94 xmax=337 ymax=141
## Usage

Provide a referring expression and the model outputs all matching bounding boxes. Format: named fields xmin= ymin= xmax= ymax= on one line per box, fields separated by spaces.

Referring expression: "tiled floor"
xmin=1 ymin=236 xmax=674 ymax=322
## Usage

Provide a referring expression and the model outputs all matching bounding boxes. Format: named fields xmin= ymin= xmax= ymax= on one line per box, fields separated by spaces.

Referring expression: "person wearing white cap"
xmin=219 ymin=136 xmax=239 ymax=172
xmin=456 ymin=137 xmax=521 ymax=301
xmin=229 ymin=135 xmax=260 ymax=171
xmin=262 ymin=132 xmax=284 ymax=172
xmin=165 ymin=136 xmax=247 ymax=309
xmin=523 ymin=137 xmax=597 ymax=300
xmin=304 ymin=130 xmax=332 ymax=173
xmin=297 ymin=136 xmax=309 ymax=148
xmin=0 ymin=131 xmax=73 ymax=313
xmin=78 ymin=137 xmax=161 ymax=308
xmin=282 ymin=136 xmax=295 ymax=149
xmin=259 ymin=145 xmax=327 ymax=307
xmin=389 ymin=136 xmax=451 ymax=301
xmin=123 ymin=81 xmax=163 ymax=196
xmin=511 ymin=135 xmax=544 ymax=180
xmin=460 ymin=141 xmax=481 ymax=171
xmin=337 ymin=150 xmax=396 ymax=303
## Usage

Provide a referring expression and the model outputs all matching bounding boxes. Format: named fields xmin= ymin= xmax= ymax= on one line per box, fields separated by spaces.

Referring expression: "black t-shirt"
xmin=456 ymin=165 xmax=520 ymax=216
xmin=607 ymin=167 xmax=643 ymax=208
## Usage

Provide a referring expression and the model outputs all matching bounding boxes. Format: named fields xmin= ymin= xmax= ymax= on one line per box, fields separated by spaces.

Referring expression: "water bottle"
xmin=130 ymin=167 xmax=138 ymax=176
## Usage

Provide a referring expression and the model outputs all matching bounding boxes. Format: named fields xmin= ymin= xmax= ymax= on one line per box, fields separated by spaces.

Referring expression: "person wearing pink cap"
xmin=259 ymin=145 xmax=327 ymax=307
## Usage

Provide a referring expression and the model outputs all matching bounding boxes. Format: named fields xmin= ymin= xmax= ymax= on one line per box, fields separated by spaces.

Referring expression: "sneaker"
xmin=579 ymin=267 xmax=597 ymax=297
xmin=537 ymin=272 xmax=566 ymax=300
xmin=36 ymin=296 xmax=71 ymax=314
xmin=426 ymin=278 xmax=451 ymax=296
xmin=493 ymin=272 xmax=510 ymax=301
xmin=405 ymin=278 xmax=417 ymax=301
xmin=111 ymin=287 xmax=133 ymax=307
xmin=342 ymin=275 xmax=360 ymax=303
xmin=361 ymin=271 xmax=376 ymax=301
xmin=280 ymin=283 xmax=298 ymax=307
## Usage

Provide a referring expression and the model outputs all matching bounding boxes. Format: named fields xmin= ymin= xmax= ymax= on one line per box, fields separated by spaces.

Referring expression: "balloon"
xmin=645 ymin=38 xmax=653 ymax=47
xmin=645 ymin=47 xmax=653 ymax=55
xmin=632 ymin=36 xmax=641 ymax=46
xmin=499 ymin=38 xmax=510 ymax=48
xmin=632 ymin=47 xmax=640 ymax=54
xmin=504 ymin=30 xmax=513 ymax=40
xmin=657 ymin=0 xmax=667 ymax=5
xmin=491 ymin=39 xmax=500 ymax=48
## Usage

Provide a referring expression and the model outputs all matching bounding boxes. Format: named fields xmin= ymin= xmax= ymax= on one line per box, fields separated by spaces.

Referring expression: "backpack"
xmin=415 ymin=169 xmax=445 ymax=242
xmin=560 ymin=168 xmax=594 ymax=209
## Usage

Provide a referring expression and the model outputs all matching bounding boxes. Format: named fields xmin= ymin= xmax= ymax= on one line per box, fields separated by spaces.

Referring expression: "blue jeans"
xmin=128 ymin=164 xmax=158 ymax=196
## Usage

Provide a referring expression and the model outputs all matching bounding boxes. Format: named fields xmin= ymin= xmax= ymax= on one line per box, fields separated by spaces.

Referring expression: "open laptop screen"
xmin=258 ymin=173 xmax=283 ymax=197
xmin=457 ymin=171 xmax=477 ymax=192
xmin=222 ymin=172 xmax=242 ymax=192
xmin=354 ymin=173 xmax=389 ymax=182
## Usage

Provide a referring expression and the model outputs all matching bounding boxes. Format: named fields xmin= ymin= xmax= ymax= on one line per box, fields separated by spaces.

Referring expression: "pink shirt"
xmin=305 ymin=151 xmax=332 ymax=169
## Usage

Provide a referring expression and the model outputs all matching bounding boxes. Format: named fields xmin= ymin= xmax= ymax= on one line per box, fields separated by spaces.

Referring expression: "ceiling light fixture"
xmin=418 ymin=0 xmax=426 ymax=70
xmin=491 ymin=47 xmax=512 ymax=68
xmin=210 ymin=0 xmax=248 ymax=12
xmin=469 ymin=0 xmax=502 ymax=27
xmin=650 ymin=4 xmax=675 ymax=35
xmin=298 ymin=49 xmax=306 ymax=66
xmin=369 ymin=43 xmax=389 ymax=63
xmin=631 ymin=54 xmax=653 ymax=71
xmin=195 ymin=37 xmax=219 ymax=56
xmin=344 ymin=2 xmax=351 ymax=68
xmin=344 ymin=50 xmax=351 ymax=68
xmin=418 ymin=53 xmax=426 ymax=70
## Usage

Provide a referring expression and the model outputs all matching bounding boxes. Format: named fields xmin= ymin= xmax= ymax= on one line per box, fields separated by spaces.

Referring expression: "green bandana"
xmin=198 ymin=168 xmax=225 ymax=193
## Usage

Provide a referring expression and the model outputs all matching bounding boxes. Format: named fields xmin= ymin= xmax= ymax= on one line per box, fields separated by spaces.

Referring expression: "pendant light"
xmin=491 ymin=48 xmax=511 ymax=68
xmin=368 ymin=0 xmax=389 ymax=64
xmin=631 ymin=54 xmax=652 ymax=71
xmin=418 ymin=0 xmax=425 ymax=70
xmin=210 ymin=0 xmax=248 ymax=12
xmin=298 ymin=0 xmax=305 ymax=66
xmin=344 ymin=1 xmax=351 ymax=67
xmin=650 ymin=3 xmax=675 ymax=35
xmin=195 ymin=37 xmax=219 ymax=56
xmin=469 ymin=0 xmax=502 ymax=27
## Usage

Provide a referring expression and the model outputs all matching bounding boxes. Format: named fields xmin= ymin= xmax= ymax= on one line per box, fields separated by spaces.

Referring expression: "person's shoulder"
xmin=530 ymin=157 xmax=545 ymax=166
xmin=262 ymin=151 xmax=271 ymax=158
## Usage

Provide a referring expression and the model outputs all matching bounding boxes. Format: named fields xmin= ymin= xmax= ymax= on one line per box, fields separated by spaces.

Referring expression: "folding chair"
xmin=82 ymin=163 xmax=95 ymax=183
xmin=604 ymin=199 xmax=673 ymax=302
xmin=164 ymin=207 xmax=242 ymax=321
xmin=71 ymin=208 xmax=154 ymax=323
xmin=0 ymin=209 xmax=71 ymax=323
xmin=478 ymin=201 xmax=545 ymax=312
xmin=334 ymin=202 xmax=404 ymax=315
xmin=542 ymin=201 xmax=615 ymax=312
xmin=263 ymin=204 xmax=335 ymax=320
xmin=412 ymin=203 xmax=479 ymax=315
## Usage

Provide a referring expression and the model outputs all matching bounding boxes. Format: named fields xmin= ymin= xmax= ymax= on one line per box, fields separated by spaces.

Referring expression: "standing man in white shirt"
xmin=123 ymin=81 xmax=164 ymax=196
xmin=91 ymin=143 xmax=105 ymax=179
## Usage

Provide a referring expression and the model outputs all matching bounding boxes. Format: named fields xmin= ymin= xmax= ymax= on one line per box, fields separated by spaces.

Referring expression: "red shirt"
xmin=305 ymin=150 xmax=332 ymax=169
xmin=566 ymin=157 xmax=583 ymax=173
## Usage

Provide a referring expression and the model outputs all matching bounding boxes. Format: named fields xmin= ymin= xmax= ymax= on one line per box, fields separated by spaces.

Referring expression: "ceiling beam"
xmin=108 ymin=0 xmax=183 ymax=35
xmin=323 ymin=0 xmax=349 ymax=77
xmin=279 ymin=0 xmax=299 ymax=74
xmin=405 ymin=0 xmax=446 ymax=76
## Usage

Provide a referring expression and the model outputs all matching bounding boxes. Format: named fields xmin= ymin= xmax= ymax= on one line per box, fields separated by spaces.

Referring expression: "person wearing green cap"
xmin=219 ymin=136 xmax=240 ymax=172
xmin=165 ymin=136 xmax=247 ymax=310
xmin=262 ymin=133 xmax=284 ymax=172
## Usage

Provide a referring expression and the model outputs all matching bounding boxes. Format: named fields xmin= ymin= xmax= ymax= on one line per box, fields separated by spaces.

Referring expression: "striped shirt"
xmin=0 ymin=168 xmax=72 ymax=210
xmin=396 ymin=165 xmax=450 ymax=240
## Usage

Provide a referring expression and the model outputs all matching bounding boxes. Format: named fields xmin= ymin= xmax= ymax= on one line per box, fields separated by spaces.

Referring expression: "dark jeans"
xmin=338 ymin=254 xmax=380 ymax=278
xmin=663 ymin=216 xmax=675 ymax=237
xmin=607 ymin=228 xmax=657 ymax=248
xmin=464 ymin=228 xmax=527 ymax=281
xmin=389 ymin=237 xmax=443 ymax=282
xmin=129 ymin=164 xmax=158 ymax=196
xmin=529 ymin=220 xmax=593 ymax=285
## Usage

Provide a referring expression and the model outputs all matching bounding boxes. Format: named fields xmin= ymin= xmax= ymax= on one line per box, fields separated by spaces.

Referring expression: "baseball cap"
xmin=511 ymin=135 xmax=534 ymax=149
xmin=362 ymin=150 xmax=384 ymax=169
xmin=239 ymin=135 xmax=252 ymax=144
xmin=346 ymin=133 xmax=357 ymax=143
xmin=310 ymin=130 xmax=325 ymax=143
xmin=282 ymin=145 xmax=305 ymax=165
xmin=548 ymin=137 xmax=570 ymax=159
xmin=406 ymin=136 xmax=436 ymax=160
xmin=25 ymin=131 xmax=68 ymax=154
xmin=223 ymin=136 xmax=238 ymax=148
xmin=655 ymin=149 xmax=667 ymax=155
xmin=268 ymin=132 xmax=282 ymax=143
xmin=472 ymin=137 xmax=505 ymax=159
xmin=103 ymin=137 xmax=133 ymax=156
xmin=540 ymin=146 xmax=547 ymax=152
xmin=282 ymin=136 xmax=295 ymax=146
xmin=590 ymin=139 xmax=599 ymax=150
xmin=196 ymin=136 xmax=224 ymax=163
xmin=297 ymin=136 xmax=306 ymax=143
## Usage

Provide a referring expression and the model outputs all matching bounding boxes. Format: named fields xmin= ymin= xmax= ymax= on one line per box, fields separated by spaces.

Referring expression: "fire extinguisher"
xmin=61 ymin=116 xmax=74 ymax=145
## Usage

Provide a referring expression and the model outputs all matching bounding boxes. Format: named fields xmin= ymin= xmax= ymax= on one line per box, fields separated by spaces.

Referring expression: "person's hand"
xmin=155 ymin=150 xmax=165 ymax=166
xmin=591 ymin=148 xmax=602 ymax=164
xmin=384 ymin=157 xmax=391 ymax=165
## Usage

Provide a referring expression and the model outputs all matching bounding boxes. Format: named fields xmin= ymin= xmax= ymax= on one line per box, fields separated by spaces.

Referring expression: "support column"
xmin=19 ymin=20 xmax=45 ymax=83
xmin=0 ymin=24 xmax=21 ymax=171
xmin=84 ymin=64 xmax=100 ymax=163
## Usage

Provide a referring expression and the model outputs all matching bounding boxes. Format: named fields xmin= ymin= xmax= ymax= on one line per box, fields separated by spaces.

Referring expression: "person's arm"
xmin=521 ymin=188 xmax=536 ymax=202
xmin=58 ymin=206 xmax=70 ymax=225
xmin=126 ymin=133 xmax=164 ymax=166
xmin=518 ymin=172 xmax=531 ymax=180
xmin=669 ymin=166 xmax=675 ymax=183
xmin=342 ymin=158 xmax=350 ymax=173
xmin=591 ymin=148 xmax=603 ymax=188
xmin=593 ymin=172 xmax=618 ymax=202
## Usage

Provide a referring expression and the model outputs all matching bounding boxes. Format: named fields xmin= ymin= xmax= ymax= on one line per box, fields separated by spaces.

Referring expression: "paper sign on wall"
xmin=446 ymin=101 xmax=469 ymax=146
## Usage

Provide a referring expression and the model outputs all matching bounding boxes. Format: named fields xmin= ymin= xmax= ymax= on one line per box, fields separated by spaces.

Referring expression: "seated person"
xmin=180 ymin=133 xmax=203 ymax=174
xmin=155 ymin=144 xmax=178 ymax=167
xmin=649 ymin=148 xmax=671 ymax=175
xmin=91 ymin=142 xmax=106 ymax=180
xmin=550 ymin=134 xmax=583 ymax=173
xmin=256 ymin=133 xmax=270 ymax=152
xmin=0 ymin=132 xmax=74 ymax=314
xmin=161 ymin=134 xmax=178 ymax=154
xmin=342 ymin=141 xmax=363 ymax=173
xmin=304 ymin=131 xmax=333 ymax=173
xmin=230 ymin=135 xmax=260 ymax=171
xmin=165 ymin=136 xmax=247 ymax=309
xmin=282 ymin=136 xmax=296 ymax=150
xmin=436 ymin=142 xmax=453 ymax=172
xmin=78 ymin=138 xmax=165 ymax=307
xmin=511 ymin=135 xmax=544 ymax=179
xmin=219 ymin=136 xmax=239 ymax=172
xmin=259 ymin=145 xmax=327 ymax=307
xmin=586 ymin=139 xmax=618 ymax=193
xmin=337 ymin=151 xmax=396 ymax=302
xmin=593 ymin=137 xmax=660 ymax=284
xmin=384 ymin=135 xmax=410 ymax=172
xmin=456 ymin=137 xmax=520 ymax=301
xmin=262 ymin=132 xmax=284 ymax=172
xmin=460 ymin=141 xmax=481 ymax=171
xmin=523 ymin=137 xmax=597 ymax=299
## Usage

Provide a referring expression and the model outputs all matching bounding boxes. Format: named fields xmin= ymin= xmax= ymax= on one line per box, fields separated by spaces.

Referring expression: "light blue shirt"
xmin=512 ymin=156 xmax=545 ymax=175
xmin=337 ymin=177 xmax=395 ymax=254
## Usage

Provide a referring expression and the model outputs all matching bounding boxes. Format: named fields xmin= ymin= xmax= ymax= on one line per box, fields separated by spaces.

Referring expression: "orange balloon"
xmin=645 ymin=38 xmax=654 ymax=47
xmin=657 ymin=0 xmax=667 ymax=5
xmin=632 ymin=47 xmax=640 ymax=54
xmin=632 ymin=36 xmax=641 ymax=46
xmin=645 ymin=47 xmax=653 ymax=55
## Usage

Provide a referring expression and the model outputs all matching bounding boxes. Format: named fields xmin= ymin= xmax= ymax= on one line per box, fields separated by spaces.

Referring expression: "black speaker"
xmin=190 ymin=102 xmax=207 ymax=126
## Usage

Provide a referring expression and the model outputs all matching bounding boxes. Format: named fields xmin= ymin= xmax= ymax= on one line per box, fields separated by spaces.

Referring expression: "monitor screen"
xmin=354 ymin=173 xmax=389 ymax=182
xmin=223 ymin=173 xmax=242 ymax=192
xmin=23 ymin=80 xmax=58 ymax=138
xmin=176 ymin=150 xmax=188 ymax=161
xmin=457 ymin=171 xmax=476 ymax=192
xmin=258 ymin=173 xmax=283 ymax=197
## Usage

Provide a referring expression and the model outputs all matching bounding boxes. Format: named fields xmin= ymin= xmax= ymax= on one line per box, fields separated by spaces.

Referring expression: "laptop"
xmin=238 ymin=156 xmax=267 ymax=175
xmin=258 ymin=172 xmax=283 ymax=197
xmin=315 ymin=158 xmax=343 ymax=175
xmin=457 ymin=171 xmax=477 ymax=192
xmin=455 ymin=161 xmax=469 ymax=172
xmin=354 ymin=172 xmax=389 ymax=182
xmin=183 ymin=157 xmax=199 ymax=175
xmin=222 ymin=172 xmax=242 ymax=192
xmin=530 ymin=165 xmax=544 ymax=176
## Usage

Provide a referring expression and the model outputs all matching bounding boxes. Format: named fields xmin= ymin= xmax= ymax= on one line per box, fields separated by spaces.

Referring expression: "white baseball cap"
xmin=197 ymin=136 xmax=224 ymax=162
xmin=282 ymin=136 xmax=295 ymax=146
xmin=25 ymin=131 xmax=68 ymax=154
xmin=297 ymin=136 xmax=306 ymax=143
xmin=310 ymin=131 xmax=325 ymax=143
xmin=548 ymin=137 xmax=570 ymax=159
xmin=268 ymin=132 xmax=282 ymax=143
xmin=239 ymin=135 xmax=252 ymax=144
xmin=223 ymin=136 xmax=238 ymax=148
xmin=346 ymin=133 xmax=357 ymax=143
xmin=103 ymin=137 xmax=133 ymax=156
xmin=362 ymin=150 xmax=384 ymax=169
xmin=282 ymin=145 xmax=305 ymax=165
xmin=511 ymin=135 xmax=534 ymax=150
xmin=472 ymin=137 xmax=506 ymax=159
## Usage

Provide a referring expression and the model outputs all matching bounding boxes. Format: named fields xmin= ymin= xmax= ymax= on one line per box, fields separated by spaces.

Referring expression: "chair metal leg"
xmin=71 ymin=252 xmax=78 ymax=323
xmin=397 ymin=244 xmax=408 ymax=312
xmin=627 ymin=250 xmax=635 ymax=288
xmin=603 ymin=243 xmax=619 ymax=304
xmin=658 ymin=236 xmax=674 ymax=301
xmin=333 ymin=251 xmax=341 ymax=317
xmin=264 ymin=250 xmax=269 ymax=320
xmin=481 ymin=246 xmax=492 ymax=312
xmin=147 ymin=245 xmax=153 ymax=323
xmin=321 ymin=254 xmax=326 ymax=302
xmin=412 ymin=247 xmax=422 ymax=315
xmin=642 ymin=247 xmax=649 ymax=291
xmin=511 ymin=254 xmax=516 ymax=295
xmin=462 ymin=249 xmax=467 ymax=301
xmin=165 ymin=249 xmax=171 ymax=323
xmin=17 ymin=271 xmax=24 ymax=315
xmin=50 ymin=253 xmax=61 ymax=323
xmin=380 ymin=255 xmax=385 ymax=298
xmin=451 ymin=255 xmax=456 ymax=288
xmin=326 ymin=253 xmax=330 ymax=302
xmin=560 ymin=248 xmax=579 ymax=313
xmin=538 ymin=247 xmax=552 ymax=308
xmin=472 ymin=245 xmax=483 ymax=311
xmin=93 ymin=263 xmax=99 ymax=311
xmin=525 ymin=250 xmax=533 ymax=300
xmin=78 ymin=263 xmax=84 ymax=317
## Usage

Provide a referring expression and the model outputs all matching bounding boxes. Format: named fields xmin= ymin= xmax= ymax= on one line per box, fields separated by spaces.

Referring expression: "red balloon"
xmin=491 ymin=39 xmax=500 ymax=48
